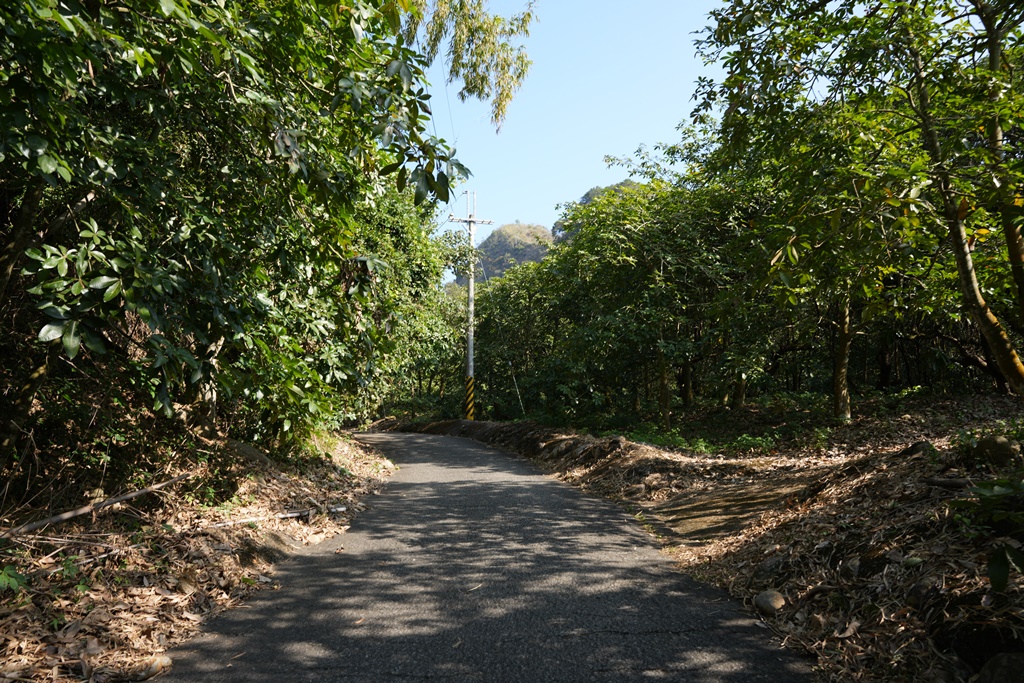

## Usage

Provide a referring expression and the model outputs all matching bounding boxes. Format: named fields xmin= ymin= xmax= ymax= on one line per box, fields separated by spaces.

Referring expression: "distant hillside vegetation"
xmin=458 ymin=222 xmax=553 ymax=283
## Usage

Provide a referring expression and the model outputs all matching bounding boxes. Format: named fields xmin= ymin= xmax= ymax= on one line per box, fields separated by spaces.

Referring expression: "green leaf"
xmin=89 ymin=275 xmax=118 ymax=289
xmin=383 ymin=2 xmax=402 ymax=34
xmin=1007 ymin=545 xmax=1024 ymax=573
xmin=38 ymin=154 xmax=58 ymax=175
xmin=24 ymin=135 xmax=47 ymax=156
xmin=83 ymin=331 xmax=107 ymax=355
xmin=414 ymin=172 xmax=429 ymax=205
xmin=0 ymin=566 xmax=26 ymax=594
xmin=159 ymin=0 xmax=177 ymax=17
xmin=63 ymin=320 xmax=81 ymax=359
xmin=38 ymin=322 xmax=66 ymax=343
xmin=103 ymin=279 xmax=122 ymax=302
xmin=436 ymin=170 xmax=450 ymax=203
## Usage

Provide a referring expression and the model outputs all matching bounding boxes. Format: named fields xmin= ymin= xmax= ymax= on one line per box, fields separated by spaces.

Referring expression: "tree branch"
xmin=0 ymin=473 xmax=194 ymax=539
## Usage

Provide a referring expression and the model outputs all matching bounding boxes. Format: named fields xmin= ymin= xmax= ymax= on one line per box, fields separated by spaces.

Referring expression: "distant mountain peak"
xmin=457 ymin=223 xmax=553 ymax=283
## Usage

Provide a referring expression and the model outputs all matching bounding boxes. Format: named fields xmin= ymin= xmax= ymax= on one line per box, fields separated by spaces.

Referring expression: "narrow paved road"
xmin=166 ymin=432 xmax=813 ymax=682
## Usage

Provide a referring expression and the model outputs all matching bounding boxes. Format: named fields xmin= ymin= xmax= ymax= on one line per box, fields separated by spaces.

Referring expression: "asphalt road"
xmin=165 ymin=432 xmax=814 ymax=682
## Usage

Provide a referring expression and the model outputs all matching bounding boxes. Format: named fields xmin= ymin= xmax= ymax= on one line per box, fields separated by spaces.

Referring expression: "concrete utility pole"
xmin=449 ymin=192 xmax=493 ymax=420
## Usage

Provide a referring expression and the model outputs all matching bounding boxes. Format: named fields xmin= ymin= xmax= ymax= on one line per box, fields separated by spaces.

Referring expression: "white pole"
xmin=467 ymin=192 xmax=475 ymax=382
xmin=449 ymin=193 xmax=491 ymax=420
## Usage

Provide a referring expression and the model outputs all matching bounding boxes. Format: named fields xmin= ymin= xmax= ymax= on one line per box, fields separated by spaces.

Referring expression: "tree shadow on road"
xmin=166 ymin=433 xmax=814 ymax=682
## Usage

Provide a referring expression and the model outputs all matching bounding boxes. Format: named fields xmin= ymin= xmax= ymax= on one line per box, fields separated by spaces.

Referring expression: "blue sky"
xmin=426 ymin=0 xmax=725 ymax=245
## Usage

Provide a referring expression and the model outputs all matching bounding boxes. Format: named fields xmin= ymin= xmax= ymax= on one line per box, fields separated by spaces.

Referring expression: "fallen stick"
xmin=0 ymin=473 xmax=194 ymax=539
xmin=209 ymin=505 xmax=347 ymax=528
xmin=922 ymin=477 xmax=973 ymax=489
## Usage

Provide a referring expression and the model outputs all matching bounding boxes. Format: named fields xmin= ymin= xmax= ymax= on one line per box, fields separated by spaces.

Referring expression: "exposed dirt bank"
xmin=391 ymin=396 xmax=1024 ymax=682
xmin=0 ymin=434 xmax=394 ymax=682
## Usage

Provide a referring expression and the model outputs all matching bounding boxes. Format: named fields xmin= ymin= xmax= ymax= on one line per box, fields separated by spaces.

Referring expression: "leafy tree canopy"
xmin=0 ymin=0 xmax=534 ymax=485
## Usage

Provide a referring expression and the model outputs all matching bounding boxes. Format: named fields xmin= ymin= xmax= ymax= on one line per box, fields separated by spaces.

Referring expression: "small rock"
xmin=133 ymin=655 xmax=172 ymax=681
xmin=972 ymin=435 xmax=1021 ymax=468
xmin=752 ymin=554 xmax=791 ymax=586
xmin=754 ymin=590 xmax=786 ymax=616
xmin=839 ymin=556 xmax=861 ymax=581
xmin=976 ymin=652 xmax=1024 ymax=683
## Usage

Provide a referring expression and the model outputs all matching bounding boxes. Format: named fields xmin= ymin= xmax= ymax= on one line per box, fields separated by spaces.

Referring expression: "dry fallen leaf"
xmin=836 ymin=620 xmax=861 ymax=639
xmin=0 ymin=434 xmax=394 ymax=683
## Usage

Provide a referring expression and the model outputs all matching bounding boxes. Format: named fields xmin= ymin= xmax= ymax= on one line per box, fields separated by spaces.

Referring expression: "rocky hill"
xmin=458 ymin=222 xmax=553 ymax=283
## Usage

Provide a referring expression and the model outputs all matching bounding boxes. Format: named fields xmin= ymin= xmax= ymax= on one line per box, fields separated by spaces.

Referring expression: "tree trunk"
xmin=975 ymin=6 xmax=1024 ymax=325
xmin=677 ymin=361 xmax=695 ymax=409
xmin=657 ymin=348 xmax=671 ymax=431
xmin=0 ymin=180 xmax=44 ymax=303
xmin=0 ymin=340 xmax=61 ymax=475
xmin=910 ymin=42 xmax=1024 ymax=395
xmin=876 ymin=334 xmax=893 ymax=389
xmin=731 ymin=371 xmax=747 ymax=408
xmin=833 ymin=294 xmax=852 ymax=422
xmin=194 ymin=337 xmax=225 ymax=438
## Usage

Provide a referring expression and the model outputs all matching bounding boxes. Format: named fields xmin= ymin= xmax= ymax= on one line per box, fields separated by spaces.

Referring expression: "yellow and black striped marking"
xmin=464 ymin=376 xmax=476 ymax=421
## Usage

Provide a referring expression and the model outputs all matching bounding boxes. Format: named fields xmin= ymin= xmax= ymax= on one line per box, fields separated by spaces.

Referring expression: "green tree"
xmin=405 ymin=0 xmax=535 ymax=127
xmin=475 ymin=176 xmax=750 ymax=428
xmin=696 ymin=0 xmax=1024 ymax=395
xmin=0 ymin=0 xmax=533 ymax=484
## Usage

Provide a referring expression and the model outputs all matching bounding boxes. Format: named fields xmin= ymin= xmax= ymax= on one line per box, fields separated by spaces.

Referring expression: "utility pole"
xmin=449 ymin=192 xmax=492 ymax=420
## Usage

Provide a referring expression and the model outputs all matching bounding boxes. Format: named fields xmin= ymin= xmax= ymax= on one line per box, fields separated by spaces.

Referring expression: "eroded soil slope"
xmin=401 ymin=395 xmax=1024 ymax=682
xmin=0 ymin=434 xmax=395 ymax=682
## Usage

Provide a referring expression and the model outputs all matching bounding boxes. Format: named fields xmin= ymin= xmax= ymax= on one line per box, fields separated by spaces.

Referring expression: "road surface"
xmin=165 ymin=432 xmax=814 ymax=682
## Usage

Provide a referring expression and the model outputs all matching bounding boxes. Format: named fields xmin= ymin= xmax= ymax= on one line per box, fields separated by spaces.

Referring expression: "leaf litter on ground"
xmin=0 ymin=433 xmax=395 ymax=682
xmin=407 ymin=394 xmax=1024 ymax=682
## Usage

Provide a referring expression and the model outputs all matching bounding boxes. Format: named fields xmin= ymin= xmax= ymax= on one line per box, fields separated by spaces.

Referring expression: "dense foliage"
xmin=432 ymin=1 xmax=1024 ymax=431
xmin=0 ymin=0 xmax=530 ymax=497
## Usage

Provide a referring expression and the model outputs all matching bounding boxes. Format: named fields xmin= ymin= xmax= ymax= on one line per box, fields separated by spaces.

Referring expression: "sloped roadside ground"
xmin=394 ymin=396 xmax=1024 ymax=682
xmin=0 ymin=434 xmax=395 ymax=682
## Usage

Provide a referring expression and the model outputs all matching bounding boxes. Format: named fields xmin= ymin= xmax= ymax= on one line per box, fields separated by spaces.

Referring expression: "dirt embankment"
xmin=392 ymin=399 xmax=1024 ymax=683
xmin=0 ymin=434 xmax=395 ymax=682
